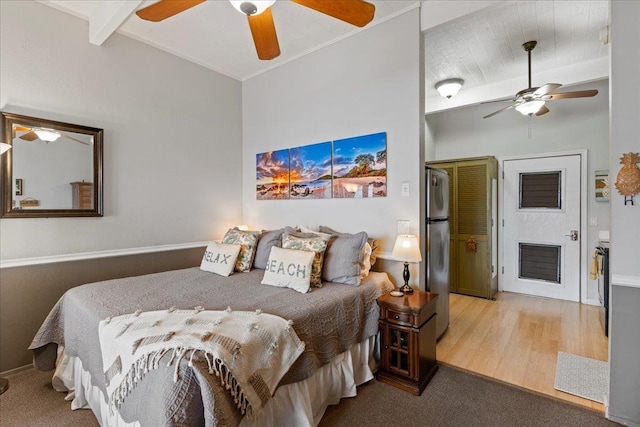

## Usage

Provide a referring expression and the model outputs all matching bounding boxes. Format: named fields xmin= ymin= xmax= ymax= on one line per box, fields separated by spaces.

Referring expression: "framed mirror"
xmin=1 ymin=112 xmax=103 ymax=218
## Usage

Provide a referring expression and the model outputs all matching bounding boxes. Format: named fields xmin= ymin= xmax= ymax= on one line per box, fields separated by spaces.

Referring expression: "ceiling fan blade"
xmin=19 ymin=131 xmax=38 ymax=142
xmin=291 ymin=0 xmax=375 ymax=27
xmin=533 ymin=83 xmax=562 ymax=97
xmin=483 ymin=104 xmax=514 ymax=119
xmin=248 ymin=8 xmax=280 ymax=60
xmin=136 ymin=0 xmax=205 ymax=22
xmin=543 ymin=89 xmax=599 ymax=100
xmin=61 ymin=132 xmax=90 ymax=145
xmin=535 ymin=105 xmax=550 ymax=116
xmin=481 ymin=97 xmax=516 ymax=104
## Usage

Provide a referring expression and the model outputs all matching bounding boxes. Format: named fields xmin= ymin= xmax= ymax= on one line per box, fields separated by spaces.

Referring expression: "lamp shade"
xmin=391 ymin=234 xmax=422 ymax=263
xmin=0 ymin=142 xmax=11 ymax=155
xmin=435 ymin=78 xmax=464 ymax=99
xmin=515 ymin=100 xmax=545 ymax=116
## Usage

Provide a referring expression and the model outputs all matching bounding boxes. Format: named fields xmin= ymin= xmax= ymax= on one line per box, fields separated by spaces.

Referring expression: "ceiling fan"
xmin=135 ymin=0 xmax=376 ymax=60
xmin=483 ymin=40 xmax=599 ymax=119
xmin=13 ymin=125 xmax=90 ymax=145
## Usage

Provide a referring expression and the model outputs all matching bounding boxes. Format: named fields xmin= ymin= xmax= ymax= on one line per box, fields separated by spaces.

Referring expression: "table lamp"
xmin=391 ymin=234 xmax=422 ymax=295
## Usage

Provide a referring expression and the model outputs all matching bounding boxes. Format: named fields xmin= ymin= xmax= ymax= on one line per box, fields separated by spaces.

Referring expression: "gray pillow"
xmin=321 ymin=230 xmax=368 ymax=286
xmin=319 ymin=225 xmax=378 ymax=266
xmin=253 ymin=228 xmax=285 ymax=269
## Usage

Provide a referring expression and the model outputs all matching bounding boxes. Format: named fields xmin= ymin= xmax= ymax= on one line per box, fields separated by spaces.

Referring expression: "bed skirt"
xmin=51 ymin=335 xmax=379 ymax=427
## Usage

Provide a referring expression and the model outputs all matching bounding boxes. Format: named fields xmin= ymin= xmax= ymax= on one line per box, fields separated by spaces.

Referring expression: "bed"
xmin=29 ymin=264 xmax=393 ymax=426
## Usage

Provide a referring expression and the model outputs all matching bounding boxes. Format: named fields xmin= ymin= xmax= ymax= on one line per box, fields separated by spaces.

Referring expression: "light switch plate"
xmin=401 ymin=181 xmax=410 ymax=197
xmin=397 ymin=220 xmax=410 ymax=234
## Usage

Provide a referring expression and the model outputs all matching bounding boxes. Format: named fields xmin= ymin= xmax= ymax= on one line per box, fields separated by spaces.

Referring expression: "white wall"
xmin=427 ymin=79 xmax=610 ymax=302
xmin=241 ymin=9 xmax=424 ymax=284
xmin=0 ymin=0 xmax=243 ymax=260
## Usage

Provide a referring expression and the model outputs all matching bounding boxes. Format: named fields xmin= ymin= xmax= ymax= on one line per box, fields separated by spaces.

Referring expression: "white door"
xmin=502 ymin=154 xmax=581 ymax=301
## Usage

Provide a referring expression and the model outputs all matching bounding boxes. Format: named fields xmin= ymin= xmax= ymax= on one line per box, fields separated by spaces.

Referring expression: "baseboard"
xmin=607 ymin=413 xmax=640 ymax=427
xmin=1 ymin=364 xmax=33 ymax=377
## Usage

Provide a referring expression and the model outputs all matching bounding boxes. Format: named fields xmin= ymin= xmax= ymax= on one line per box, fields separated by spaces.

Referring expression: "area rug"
xmin=554 ymin=351 xmax=608 ymax=403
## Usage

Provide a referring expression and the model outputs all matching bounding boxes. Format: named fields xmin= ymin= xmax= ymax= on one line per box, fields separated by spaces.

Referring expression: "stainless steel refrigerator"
xmin=426 ymin=167 xmax=450 ymax=340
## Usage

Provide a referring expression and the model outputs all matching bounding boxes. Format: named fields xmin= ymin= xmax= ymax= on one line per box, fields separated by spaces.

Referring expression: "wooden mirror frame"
xmin=1 ymin=112 xmax=103 ymax=218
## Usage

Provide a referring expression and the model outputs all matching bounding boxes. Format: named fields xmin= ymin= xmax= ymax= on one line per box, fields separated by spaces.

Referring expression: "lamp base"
xmin=0 ymin=377 xmax=8 ymax=394
xmin=400 ymin=284 xmax=414 ymax=293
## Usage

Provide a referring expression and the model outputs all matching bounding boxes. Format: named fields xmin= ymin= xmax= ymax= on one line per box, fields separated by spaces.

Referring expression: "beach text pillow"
xmin=281 ymin=233 xmax=328 ymax=287
xmin=261 ymin=247 xmax=315 ymax=294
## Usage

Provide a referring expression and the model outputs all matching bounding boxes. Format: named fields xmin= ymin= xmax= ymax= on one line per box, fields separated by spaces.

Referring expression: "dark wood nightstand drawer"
xmin=385 ymin=309 xmax=412 ymax=326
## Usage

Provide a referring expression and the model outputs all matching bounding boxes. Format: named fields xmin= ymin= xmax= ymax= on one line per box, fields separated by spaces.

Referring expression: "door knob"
xmin=565 ymin=230 xmax=579 ymax=241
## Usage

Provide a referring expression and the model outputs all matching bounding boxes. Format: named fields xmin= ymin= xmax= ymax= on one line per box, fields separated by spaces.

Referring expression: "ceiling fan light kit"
xmin=515 ymin=100 xmax=545 ymax=116
xmin=230 ymin=0 xmax=275 ymax=16
xmin=482 ymin=40 xmax=598 ymax=119
xmin=435 ymin=78 xmax=464 ymax=99
xmin=135 ymin=0 xmax=375 ymax=61
xmin=34 ymin=128 xmax=61 ymax=142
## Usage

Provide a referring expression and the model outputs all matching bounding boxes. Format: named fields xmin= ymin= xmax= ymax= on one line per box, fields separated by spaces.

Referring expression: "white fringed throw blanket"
xmin=99 ymin=307 xmax=305 ymax=417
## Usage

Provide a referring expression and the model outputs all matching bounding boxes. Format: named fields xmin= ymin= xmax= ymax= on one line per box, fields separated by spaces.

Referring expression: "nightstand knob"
xmin=384 ymin=345 xmax=388 ymax=349
xmin=394 ymin=315 xmax=400 ymax=320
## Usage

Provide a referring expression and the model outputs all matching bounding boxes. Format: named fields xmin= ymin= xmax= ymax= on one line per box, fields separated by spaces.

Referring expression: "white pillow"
xmin=261 ymin=246 xmax=315 ymax=294
xmin=200 ymin=242 xmax=242 ymax=277
xmin=298 ymin=225 xmax=332 ymax=241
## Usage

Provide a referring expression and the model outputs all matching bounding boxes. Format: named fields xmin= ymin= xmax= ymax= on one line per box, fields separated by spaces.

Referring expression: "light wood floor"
xmin=436 ymin=292 xmax=608 ymax=412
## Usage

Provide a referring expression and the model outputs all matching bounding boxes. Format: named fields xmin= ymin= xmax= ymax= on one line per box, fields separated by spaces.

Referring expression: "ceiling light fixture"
xmin=229 ymin=0 xmax=276 ymax=16
xmin=435 ymin=78 xmax=464 ymax=99
xmin=515 ymin=100 xmax=546 ymax=116
xmin=34 ymin=128 xmax=62 ymax=142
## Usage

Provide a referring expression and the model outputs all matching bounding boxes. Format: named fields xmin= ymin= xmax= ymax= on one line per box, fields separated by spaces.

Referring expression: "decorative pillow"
xmin=281 ymin=233 xmax=328 ymax=287
xmin=319 ymin=225 xmax=378 ymax=266
xmin=361 ymin=242 xmax=373 ymax=278
xmin=283 ymin=227 xmax=333 ymax=244
xmin=317 ymin=228 xmax=368 ymax=286
xmin=298 ymin=225 xmax=333 ymax=241
xmin=200 ymin=242 xmax=242 ymax=277
xmin=253 ymin=228 xmax=285 ymax=269
xmin=261 ymin=247 xmax=315 ymax=294
xmin=222 ymin=228 xmax=260 ymax=272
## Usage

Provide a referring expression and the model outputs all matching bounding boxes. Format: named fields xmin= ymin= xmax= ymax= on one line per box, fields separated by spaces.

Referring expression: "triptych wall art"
xmin=256 ymin=132 xmax=387 ymax=200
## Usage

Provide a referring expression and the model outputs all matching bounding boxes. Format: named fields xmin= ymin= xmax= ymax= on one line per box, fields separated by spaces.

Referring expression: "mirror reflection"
xmin=1 ymin=112 xmax=103 ymax=218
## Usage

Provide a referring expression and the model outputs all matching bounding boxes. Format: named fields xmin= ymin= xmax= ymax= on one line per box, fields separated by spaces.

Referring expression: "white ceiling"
xmin=40 ymin=0 xmax=610 ymax=112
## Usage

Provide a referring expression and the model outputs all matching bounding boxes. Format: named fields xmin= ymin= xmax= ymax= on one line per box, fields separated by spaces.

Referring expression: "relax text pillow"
xmin=200 ymin=242 xmax=242 ymax=276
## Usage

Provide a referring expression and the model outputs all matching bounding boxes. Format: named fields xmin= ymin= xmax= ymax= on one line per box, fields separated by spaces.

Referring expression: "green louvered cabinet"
xmin=426 ymin=156 xmax=498 ymax=299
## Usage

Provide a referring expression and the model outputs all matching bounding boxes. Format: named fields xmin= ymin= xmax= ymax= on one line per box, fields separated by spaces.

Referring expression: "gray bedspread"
xmin=30 ymin=267 xmax=392 ymax=426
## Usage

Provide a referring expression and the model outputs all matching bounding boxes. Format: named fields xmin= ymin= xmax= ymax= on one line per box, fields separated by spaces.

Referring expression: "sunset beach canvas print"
xmin=289 ymin=142 xmax=332 ymax=199
xmin=332 ymin=132 xmax=387 ymax=198
xmin=256 ymin=149 xmax=290 ymax=200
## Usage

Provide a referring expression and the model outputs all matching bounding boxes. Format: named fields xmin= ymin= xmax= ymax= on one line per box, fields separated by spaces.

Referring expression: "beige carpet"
xmin=0 ymin=365 xmax=620 ymax=427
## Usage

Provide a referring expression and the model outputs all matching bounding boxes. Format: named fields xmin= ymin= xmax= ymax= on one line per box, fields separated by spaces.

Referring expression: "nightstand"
xmin=376 ymin=290 xmax=439 ymax=395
